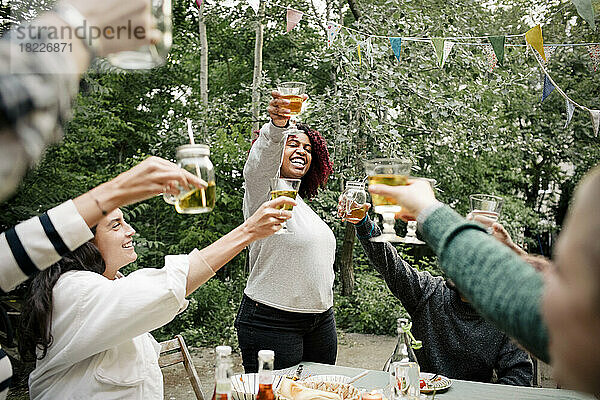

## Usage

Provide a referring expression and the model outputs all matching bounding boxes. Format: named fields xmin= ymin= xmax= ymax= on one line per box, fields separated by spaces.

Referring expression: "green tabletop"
xmin=296 ymin=362 xmax=594 ymax=400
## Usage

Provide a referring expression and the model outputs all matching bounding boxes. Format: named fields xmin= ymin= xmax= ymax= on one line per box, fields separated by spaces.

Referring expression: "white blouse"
xmin=28 ymin=255 xmax=192 ymax=400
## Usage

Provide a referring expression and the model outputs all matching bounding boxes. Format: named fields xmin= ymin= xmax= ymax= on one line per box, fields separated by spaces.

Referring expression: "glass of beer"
xmin=277 ymin=82 xmax=306 ymax=125
xmin=339 ymin=181 xmax=368 ymax=223
xmin=365 ymin=158 xmax=412 ymax=242
xmin=270 ymin=177 xmax=301 ymax=234
xmin=469 ymin=193 xmax=503 ymax=233
xmin=107 ymin=0 xmax=172 ymax=70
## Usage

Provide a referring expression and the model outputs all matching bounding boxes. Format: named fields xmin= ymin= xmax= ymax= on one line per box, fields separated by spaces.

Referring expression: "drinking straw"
xmin=187 ymin=118 xmax=206 ymax=204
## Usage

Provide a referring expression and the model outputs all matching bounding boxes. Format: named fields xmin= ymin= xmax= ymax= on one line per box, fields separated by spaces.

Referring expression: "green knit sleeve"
xmin=421 ymin=205 xmax=549 ymax=362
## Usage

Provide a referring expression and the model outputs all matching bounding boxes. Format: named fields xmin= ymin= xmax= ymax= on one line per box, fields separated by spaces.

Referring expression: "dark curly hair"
xmin=18 ymin=241 xmax=106 ymax=361
xmin=251 ymin=123 xmax=333 ymax=200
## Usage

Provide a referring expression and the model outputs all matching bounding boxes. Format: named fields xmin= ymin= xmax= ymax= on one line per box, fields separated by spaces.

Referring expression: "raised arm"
xmin=0 ymin=157 xmax=204 ymax=293
xmin=343 ymin=205 xmax=437 ymax=316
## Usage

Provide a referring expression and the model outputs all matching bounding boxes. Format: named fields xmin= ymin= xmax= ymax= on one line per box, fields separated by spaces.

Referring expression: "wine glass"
xmin=469 ymin=194 xmax=503 ymax=233
xmin=365 ymin=158 xmax=412 ymax=242
xmin=277 ymin=82 xmax=306 ymax=126
xmin=398 ymin=178 xmax=437 ymax=245
xmin=270 ymin=177 xmax=301 ymax=234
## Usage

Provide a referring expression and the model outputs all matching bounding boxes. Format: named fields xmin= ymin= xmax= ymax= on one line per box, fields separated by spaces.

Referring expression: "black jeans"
xmin=234 ymin=294 xmax=337 ymax=372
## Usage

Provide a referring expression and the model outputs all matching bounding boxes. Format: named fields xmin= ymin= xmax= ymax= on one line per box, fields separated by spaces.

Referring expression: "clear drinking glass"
xmin=107 ymin=0 xmax=172 ymax=69
xmin=365 ymin=158 xmax=412 ymax=242
xmin=469 ymin=194 xmax=503 ymax=233
xmin=270 ymin=177 xmax=301 ymax=234
xmin=277 ymin=82 xmax=306 ymax=125
xmin=398 ymin=178 xmax=437 ymax=245
xmin=390 ymin=361 xmax=421 ymax=400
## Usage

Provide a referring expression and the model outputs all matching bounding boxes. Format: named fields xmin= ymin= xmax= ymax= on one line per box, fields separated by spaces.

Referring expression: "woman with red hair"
xmin=235 ymin=91 xmax=336 ymax=372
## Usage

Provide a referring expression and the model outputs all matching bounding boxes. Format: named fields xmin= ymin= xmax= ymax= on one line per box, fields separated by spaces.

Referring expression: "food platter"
xmin=419 ymin=373 xmax=452 ymax=393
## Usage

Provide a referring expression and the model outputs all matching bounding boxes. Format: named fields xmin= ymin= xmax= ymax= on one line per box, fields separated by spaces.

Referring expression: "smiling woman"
xmin=237 ymin=91 xmax=336 ymax=373
xmin=16 ymin=197 xmax=295 ymax=399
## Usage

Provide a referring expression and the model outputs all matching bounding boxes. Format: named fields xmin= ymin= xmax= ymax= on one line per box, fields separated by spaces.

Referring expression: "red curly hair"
xmin=250 ymin=123 xmax=333 ymax=200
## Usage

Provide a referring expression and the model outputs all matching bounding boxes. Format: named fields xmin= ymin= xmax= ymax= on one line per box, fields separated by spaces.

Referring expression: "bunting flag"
xmin=247 ymin=0 xmax=259 ymax=14
xmin=591 ymin=109 xmax=600 ymax=136
xmin=488 ymin=36 xmax=505 ymax=65
xmin=482 ymin=44 xmax=498 ymax=72
xmin=431 ymin=38 xmax=445 ymax=66
xmin=571 ymin=0 xmax=596 ymax=30
xmin=286 ymin=8 xmax=303 ymax=32
xmin=543 ymin=45 xmax=557 ymax=65
xmin=389 ymin=37 xmax=402 ymax=62
xmin=442 ymin=41 xmax=455 ymax=68
xmin=525 ymin=24 xmax=546 ymax=61
xmin=542 ymin=75 xmax=555 ymax=102
xmin=363 ymin=37 xmax=374 ymax=67
xmin=357 ymin=42 xmax=362 ymax=65
xmin=195 ymin=0 xmax=203 ymax=7
xmin=565 ymin=99 xmax=575 ymax=128
xmin=431 ymin=38 xmax=454 ymax=68
xmin=588 ymin=44 xmax=600 ymax=71
xmin=326 ymin=23 xmax=342 ymax=48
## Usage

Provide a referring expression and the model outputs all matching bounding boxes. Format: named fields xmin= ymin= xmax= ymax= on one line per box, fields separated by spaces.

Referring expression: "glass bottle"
xmin=212 ymin=345 xmax=233 ymax=400
xmin=385 ymin=319 xmax=421 ymax=400
xmin=339 ymin=181 xmax=368 ymax=223
xmin=256 ymin=350 xmax=275 ymax=400
xmin=163 ymin=144 xmax=216 ymax=214
xmin=383 ymin=318 xmax=419 ymax=372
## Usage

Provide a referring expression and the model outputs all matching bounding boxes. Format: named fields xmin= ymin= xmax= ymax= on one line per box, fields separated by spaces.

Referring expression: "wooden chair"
xmin=159 ymin=334 xmax=206 ymax=400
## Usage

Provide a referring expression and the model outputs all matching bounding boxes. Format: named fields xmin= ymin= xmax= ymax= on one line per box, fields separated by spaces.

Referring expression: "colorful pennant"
xmin=247 ymin=0 xmax=259 ymax=15
xmin=542 ymin=75 xmax=555 ymax=102
xmin=363 ymin=37 xmax=374 ymax=67
xmin=488 ymin=36 xmax=505 ymax=65
xmin=389 ymin=37 xmax=402 ymax=62
xmin=588 ymin=44 xmax=600 ymax=71
xmin=591 ymin=110 xmax=600 ymax=136
xmin=482 ymin=44 xmax=498 ymax=72
xmin=327 ymin=23 xmax=342 ymax=48
xmin=526 ymin=25 xmax=546 ymax=62
xmin=543 ymin=45 xmax=557 ymax=65
xmin=431 ymin=38 xmax=454 ymax=68
xmin=565 ymin=99 xmax=575 ymax=128
xmin=195 ymin=0 xmax=203 ymax=7
xmin=571 ymin=0 xmax=596 ymax=30
xmin=286 ymin=8 xmax=303 ymax=32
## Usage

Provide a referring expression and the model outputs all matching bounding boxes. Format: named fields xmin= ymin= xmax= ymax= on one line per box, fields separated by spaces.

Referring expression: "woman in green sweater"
xmin=367 ymin=167 xmax=600 ymax=395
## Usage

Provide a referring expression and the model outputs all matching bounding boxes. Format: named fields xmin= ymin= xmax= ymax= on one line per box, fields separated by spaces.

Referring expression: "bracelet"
xmin=53 ymin=3 xmax=99 ymax=62
xmin=91 ymin=195 xmax=107 ymax=216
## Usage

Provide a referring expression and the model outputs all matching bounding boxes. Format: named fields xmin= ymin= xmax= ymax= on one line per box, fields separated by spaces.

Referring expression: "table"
xmin=297 ymin=362 xmax=595 ymax=400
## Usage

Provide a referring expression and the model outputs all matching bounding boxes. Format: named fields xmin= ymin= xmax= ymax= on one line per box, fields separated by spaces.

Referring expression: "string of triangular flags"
xmin=204 ymin=0 xmax=600 ymax=136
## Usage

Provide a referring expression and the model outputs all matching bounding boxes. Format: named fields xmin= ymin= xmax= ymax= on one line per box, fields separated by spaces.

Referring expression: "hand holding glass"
xmin=270 ymin=178 xmax=301 ymax=234
xmin=469 ymin=194 xmax=503 ymax=233
xmin=365 ymin=158 xmax=412 ymax=242
xmin=338 ymin=181 xmax=368 ymax=223
xmin=277 ymin=82 xmax=306 ymax=124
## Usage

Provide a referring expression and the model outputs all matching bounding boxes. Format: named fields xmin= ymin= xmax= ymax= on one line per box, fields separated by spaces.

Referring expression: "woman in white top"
xmin=235 ymin=91 xmax=337 ymax=372
xmin=14 ymin=164 xmax=294 ymax=399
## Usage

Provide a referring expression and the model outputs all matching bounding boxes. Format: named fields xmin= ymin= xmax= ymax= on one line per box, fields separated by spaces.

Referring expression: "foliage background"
xmin=1 ymin=0 xmax=599 ymax=348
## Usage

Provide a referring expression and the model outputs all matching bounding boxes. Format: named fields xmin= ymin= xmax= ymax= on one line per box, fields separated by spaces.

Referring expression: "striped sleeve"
xmin=0 ymin=200 xmax=93 ymax=293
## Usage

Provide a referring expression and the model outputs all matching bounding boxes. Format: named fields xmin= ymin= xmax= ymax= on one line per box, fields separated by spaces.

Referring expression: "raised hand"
xmin=267 ymin=91 xmax=308 ymax=128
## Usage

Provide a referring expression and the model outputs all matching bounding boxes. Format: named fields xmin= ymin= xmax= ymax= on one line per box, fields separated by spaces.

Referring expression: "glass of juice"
xmin=270 ymin=177 xmax=301 ymax=234
xmin=365 ymin=158 xmax=412 ymax=242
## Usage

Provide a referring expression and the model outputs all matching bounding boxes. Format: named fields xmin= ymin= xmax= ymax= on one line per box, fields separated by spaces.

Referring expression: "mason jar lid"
xmin=216 ymin=345 xmax=232 ymax=356
xmin=258 ymin=350 xmax=274 ymax=361
xmin=176 ymin=144 xmax=210 ymax=158
xmin=345 ymin=180 xmax=365 ymax=189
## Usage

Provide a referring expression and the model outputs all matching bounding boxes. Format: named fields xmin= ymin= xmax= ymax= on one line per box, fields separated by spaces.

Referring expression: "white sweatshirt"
xmin=242 ymin=122 xmax=336 ymax=313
